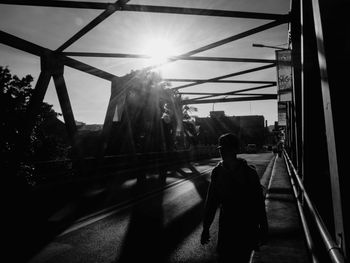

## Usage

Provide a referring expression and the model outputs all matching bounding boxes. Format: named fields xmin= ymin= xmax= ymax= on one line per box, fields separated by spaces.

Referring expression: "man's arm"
xmin=201 ymin=169 xmax=220 ymax=245
xmin=258 ymin=184 xmax=268 ymax=244
xmin=252 ymin=168 xmax=268 ymax=243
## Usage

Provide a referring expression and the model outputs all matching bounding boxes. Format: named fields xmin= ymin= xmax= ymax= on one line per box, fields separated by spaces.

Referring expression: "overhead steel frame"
xmin=0 ymin=0 xmax=290 ymax=158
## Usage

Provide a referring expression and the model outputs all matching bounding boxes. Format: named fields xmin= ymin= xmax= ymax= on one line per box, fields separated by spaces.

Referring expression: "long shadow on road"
xmin=117 ymin=170 xmax=167 ymax=263
xmin=115 ymin=163 xmax=212 ymax=263
xmin=19 ymin=160 xmax=215 ymax=263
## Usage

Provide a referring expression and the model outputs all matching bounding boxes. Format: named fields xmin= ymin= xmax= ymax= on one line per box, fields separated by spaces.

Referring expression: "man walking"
xmin=200 ymin=133 xmax=268 ymax=262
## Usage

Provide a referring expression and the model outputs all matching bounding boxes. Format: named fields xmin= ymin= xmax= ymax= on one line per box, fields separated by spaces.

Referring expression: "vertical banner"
xmin=276 ymin=49 xmax=293 ymax=102
xmin=278 ymin=101 xmax=287 ymax=127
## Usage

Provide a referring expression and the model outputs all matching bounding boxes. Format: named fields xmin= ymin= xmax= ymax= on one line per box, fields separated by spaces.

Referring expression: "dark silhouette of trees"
xmin=106 ymin=70 xmax=189 ymax=154
xmin=1 ymin=66 xmax=68 ymax=186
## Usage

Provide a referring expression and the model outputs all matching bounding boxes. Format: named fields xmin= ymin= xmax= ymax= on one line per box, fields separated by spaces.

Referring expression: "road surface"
xmin=28 ymin=153 xmax=274 ymax=263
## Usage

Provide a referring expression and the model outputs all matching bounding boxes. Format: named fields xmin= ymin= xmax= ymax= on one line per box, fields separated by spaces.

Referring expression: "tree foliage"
xmin=106 ymin=69 xmax=199 ymax=153
xmin=1 ymin=66 xmax=67 ymax=185
xmin=1 ymin=66 xmax=33 ymax=158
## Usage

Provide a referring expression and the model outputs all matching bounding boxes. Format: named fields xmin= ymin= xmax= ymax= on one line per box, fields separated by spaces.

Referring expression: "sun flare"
xmin=142 ymin=37 xmax=178 ymax=65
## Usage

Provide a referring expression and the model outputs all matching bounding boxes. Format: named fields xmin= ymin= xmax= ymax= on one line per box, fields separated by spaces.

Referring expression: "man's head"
xmin=217 ymin=133 xmax=240 ymax=157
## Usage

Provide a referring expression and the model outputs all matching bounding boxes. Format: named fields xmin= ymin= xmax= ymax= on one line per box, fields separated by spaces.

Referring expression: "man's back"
xmin=211 ymin=159 xmax=262 ymax=244
xmin=201 ymin=133 xmax=268 ymax=262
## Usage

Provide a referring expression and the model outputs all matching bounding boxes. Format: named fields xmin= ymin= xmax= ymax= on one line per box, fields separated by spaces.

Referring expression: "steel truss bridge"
xmin=0 ymin=1 xmax=348 ymax=262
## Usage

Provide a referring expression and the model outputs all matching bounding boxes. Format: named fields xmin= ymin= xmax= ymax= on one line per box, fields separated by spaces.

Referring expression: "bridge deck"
xmin=19 ymin=153 xmax=310 ymax=263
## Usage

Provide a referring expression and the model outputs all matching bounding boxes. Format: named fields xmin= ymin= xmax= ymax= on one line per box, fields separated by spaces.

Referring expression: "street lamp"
xmin=252 ymin=43 xmax=287 ymax=50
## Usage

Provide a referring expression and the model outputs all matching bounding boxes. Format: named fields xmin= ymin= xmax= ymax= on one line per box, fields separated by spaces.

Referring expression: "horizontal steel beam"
xmin=165 ymin=78 xmax=276 ymax=84
xmin=0 ymin=1 xmax=290 ymax=21
xmin=63 ymin=52 xmax=276 ymax=63
xmin=178 ymin=92 xmax=276 ymax=96
xmin=186 ymin=83 xmax=276 ymax=101
xmin=182 ymin=94 xmax=277 ymax=105
xmin=172 ymin=64 xmax=276 ymax=90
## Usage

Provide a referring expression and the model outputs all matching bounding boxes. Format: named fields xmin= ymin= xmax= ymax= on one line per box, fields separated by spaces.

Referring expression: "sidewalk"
xmin=252 ymin=155 xmax=310 ymax=263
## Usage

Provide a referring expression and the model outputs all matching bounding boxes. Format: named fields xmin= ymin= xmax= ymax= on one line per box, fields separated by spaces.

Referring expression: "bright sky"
xmin=0 ymin=0 xmax=290 ymax=126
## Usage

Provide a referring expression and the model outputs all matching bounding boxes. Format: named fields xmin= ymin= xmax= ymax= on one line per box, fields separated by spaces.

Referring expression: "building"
xmin=195 ymin=111 xmax=266 ymax=151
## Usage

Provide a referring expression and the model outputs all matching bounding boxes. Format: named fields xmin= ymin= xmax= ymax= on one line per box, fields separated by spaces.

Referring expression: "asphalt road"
xmin=28 ymin=153 xmax=275 ymax=263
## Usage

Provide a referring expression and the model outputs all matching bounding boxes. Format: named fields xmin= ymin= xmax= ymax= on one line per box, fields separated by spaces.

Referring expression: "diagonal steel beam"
xmin=62 ymin=56 xmax=116 ymax=80
xmin=0 ymin=0 xmax=109 ymax=9
xmin=171 ymin=64 xmax=276 ymax=91
xmin=0 ymin=30 xmax=47 ymax=57
xmin=178 ymin=20 xmax=287 ymax=58
xmin=144 ymin=19 xmax=286 ymax=71
xmin=181 ymin=94 xmax=277 ymax=105
xmin=123 ymin=5 xmax=289 ymax=20
xmin=56 ymin=0 xmax=129 ymax=52
xmin=0 ymin=30 xmax=116 ymax=80
xmin=63 ymin=52 xmax=276 ymax=63
xmin=52 ymin=71 xmax=77 ymax=142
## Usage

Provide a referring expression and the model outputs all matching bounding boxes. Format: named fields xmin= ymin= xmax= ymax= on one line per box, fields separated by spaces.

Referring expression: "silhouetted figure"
xmin=277 ymin=139 xmax=284 ymax=157
xmin=200 ymin=133 xmax=268 ymax=262
xmin=161 ymin=103 xmax=175 ymax=151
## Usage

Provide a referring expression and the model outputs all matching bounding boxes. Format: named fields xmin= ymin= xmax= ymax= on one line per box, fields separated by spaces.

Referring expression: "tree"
xmin=103 ymin=69 xmax=201 ymax=154
xmin=0 ymin=66 xmax=66 ymax=186
xmin=105 ymin=69 xmax=180 ymax=153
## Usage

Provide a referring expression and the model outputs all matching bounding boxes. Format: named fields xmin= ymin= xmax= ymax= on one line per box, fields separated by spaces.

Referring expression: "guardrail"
xmin=32 ymin=145 xmax=219 ymax=185
xmin=283 ymin=150 xmax=345 ymax=263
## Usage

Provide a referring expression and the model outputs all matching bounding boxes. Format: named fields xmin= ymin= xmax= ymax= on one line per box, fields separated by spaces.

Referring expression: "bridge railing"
xmin=283 ymin=150 xmax=345 ymax=263
xmin=32 ymin=145 xmax=219 ymax=185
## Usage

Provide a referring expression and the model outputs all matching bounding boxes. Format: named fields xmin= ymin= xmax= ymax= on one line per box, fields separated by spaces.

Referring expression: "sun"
xmin=142 ymin=37 xmax=178 ymax=65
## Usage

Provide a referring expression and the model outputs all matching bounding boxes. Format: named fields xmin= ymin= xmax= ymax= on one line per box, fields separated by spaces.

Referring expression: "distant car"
xmin=246 ymin=144 xmax=257 ymax=153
